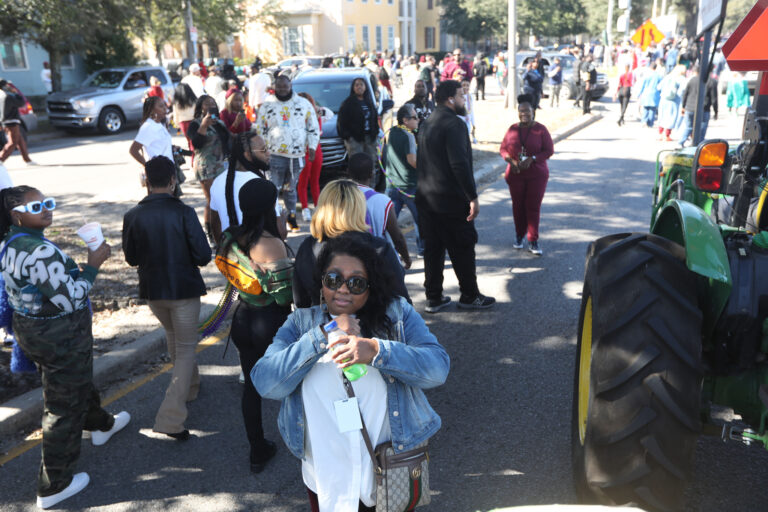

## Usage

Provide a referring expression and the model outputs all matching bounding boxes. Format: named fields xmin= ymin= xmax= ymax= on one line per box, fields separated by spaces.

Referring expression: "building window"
xmin=0 ymin=41 xmax=28 ymax=70
xmin=60 ymin=54 xmax=75 ymax=69
xmin=282 ymin=27 xmax=305 ymax=55
xmin=388 ymin=0 xmax=393 ymax=4
xmin=387 ymin=25 xmax=395 ymax=51
xmin=375 ymin=26 xmax=383 ymax=52
xmin=347 ymin=25 xmax=356 ymax=51
xmin=428 ymin=0 xmax=433 ymax=8
xmin=376 ymin=0 xmax=381 ymax=4
xmin=424 ymin=27 xmax=435 ymax=49
xmin=362 ymin=25 xmax=370 ymax=52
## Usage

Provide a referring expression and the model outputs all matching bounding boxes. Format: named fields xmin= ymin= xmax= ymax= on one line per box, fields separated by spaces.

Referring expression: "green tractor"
xmin=571 ymin=72 xmax=768 ymax=509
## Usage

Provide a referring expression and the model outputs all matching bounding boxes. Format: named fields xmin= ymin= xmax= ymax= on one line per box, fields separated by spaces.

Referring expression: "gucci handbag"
xmin=342 ymin=375 xmax=431 ymax=511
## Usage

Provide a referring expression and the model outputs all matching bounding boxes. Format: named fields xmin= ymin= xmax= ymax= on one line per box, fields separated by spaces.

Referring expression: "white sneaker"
xmin=302 ymin=208 xmax=312 ymax=222
xmin=26 ymin=160 xmax=40 ymax=166
xmin=36 ymin=472 xmax=89 ymax=509
xmin=91 ymin=411 xmax=130 ymax=446
xmin=238 ymin=370 xmax=245 ymax=384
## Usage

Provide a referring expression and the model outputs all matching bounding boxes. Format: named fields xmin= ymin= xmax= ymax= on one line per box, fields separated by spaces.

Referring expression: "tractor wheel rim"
xmin=578 ymin=296 xmax=593 ymax=445
xmin=105 ymin=113 xmax=121 ymax=131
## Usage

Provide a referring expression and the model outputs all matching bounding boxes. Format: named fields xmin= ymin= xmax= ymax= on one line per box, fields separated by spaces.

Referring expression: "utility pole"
xmin=184 ymin=0 xmax=196 ymax=62
xmin=506 ymin=0 xmax=518 ymax=109
xmin=605 ymin=0 xmax=614 ymax=67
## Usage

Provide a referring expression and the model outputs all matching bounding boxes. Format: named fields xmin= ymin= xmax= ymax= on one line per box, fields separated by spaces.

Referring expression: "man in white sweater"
xmin=257 ymin=74 xmax=319 ymax=231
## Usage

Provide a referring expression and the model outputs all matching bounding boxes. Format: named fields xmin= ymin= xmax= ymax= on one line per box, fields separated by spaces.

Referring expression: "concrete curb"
xmin=0 ymin=297 xmax=223 ymax=438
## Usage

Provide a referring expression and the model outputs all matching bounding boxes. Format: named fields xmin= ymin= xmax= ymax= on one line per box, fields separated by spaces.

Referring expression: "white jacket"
xmin=257 ymin=94 xmax=320 ymax=158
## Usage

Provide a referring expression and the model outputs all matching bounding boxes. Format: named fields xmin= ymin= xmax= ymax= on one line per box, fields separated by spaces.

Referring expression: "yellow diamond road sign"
xmin=631 ymin=19 xmax=665 ymax=50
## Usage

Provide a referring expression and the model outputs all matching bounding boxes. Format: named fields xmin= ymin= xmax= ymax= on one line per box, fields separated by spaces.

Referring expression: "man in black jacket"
xmin=416 ymin=80 xmax=495 ymax=312
xmin=122 ymin=156 xmax=211 ymax=440
xmin=677 ymin=68 xmax=718 ymax=147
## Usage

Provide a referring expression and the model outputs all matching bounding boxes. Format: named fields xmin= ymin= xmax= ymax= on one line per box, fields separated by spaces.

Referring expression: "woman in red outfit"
xmin=499 ymin=95 xmax=554 ymax=256
xmin=296 ymin=92 xmax=323 ymax=221
xmin=614 ymin=64 xmax=635 ymax=126
xmin=221 ymin=89 xmax=252 ymax=134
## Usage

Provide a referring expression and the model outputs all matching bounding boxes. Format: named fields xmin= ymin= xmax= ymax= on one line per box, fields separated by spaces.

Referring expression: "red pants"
xmin=506 ymin=169 xmax=548 ymax=242
xmin=298 ymin=146 xmax=323 ymax=209
xmin=0 ymin=124 xmax=31 ymax=162
xmin=179 ymin=120 xmax=194 ymax=166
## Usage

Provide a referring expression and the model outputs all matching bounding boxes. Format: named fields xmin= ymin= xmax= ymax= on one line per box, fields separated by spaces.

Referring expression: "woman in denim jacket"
xmin=252 ymin=233 xmax=449 ymax=511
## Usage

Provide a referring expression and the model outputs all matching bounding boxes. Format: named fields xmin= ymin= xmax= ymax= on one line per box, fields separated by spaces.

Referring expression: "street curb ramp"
xmin=0 ymin=294 xmax=226 ymax=439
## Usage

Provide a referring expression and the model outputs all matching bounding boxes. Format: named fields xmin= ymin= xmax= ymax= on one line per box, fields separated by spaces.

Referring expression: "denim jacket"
xmin=252 ymin=296 xmax=450 ymax=459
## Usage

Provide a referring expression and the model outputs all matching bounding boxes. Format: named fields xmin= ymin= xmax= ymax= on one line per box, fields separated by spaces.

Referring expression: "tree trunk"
xmin=154 ymin=38 xmax=164 ymax=66
xmin=47 ymin=46 xmax=63 ymax=93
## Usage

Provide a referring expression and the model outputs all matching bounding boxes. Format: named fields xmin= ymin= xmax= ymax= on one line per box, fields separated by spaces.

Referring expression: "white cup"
xmin=77 ymin=222 xmax=105 ymax=251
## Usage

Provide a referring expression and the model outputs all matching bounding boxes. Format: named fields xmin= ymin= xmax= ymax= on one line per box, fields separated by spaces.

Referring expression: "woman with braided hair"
xmin=0 ymin=185 xmax=129 ymax=509
xmin=215 ymin=177 xmax=294 ymax=473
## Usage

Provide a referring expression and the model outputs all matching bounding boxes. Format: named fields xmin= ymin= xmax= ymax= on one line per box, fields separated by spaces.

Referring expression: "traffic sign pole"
xmin=693 ymin=29 xmax=712 ymax=146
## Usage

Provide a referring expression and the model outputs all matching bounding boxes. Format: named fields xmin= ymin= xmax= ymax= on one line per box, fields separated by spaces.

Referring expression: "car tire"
xmin=98 ymin=107 xmax=125 ymax=135
xmin=572 ymin=232 xmax=702 ymax=511
xmin=559 ymin=83 xmax=575 ymax=102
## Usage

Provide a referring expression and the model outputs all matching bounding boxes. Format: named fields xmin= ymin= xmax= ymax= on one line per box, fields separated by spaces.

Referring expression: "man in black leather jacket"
xmin=416 ymin=80 xmax=495 ymax=313
xmin=122 ymin=156 xmax=211 ymax=440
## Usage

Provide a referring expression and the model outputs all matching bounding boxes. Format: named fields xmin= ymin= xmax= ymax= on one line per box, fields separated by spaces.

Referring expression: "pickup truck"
xmin=46 ymin=66 xmax=174 ymax=134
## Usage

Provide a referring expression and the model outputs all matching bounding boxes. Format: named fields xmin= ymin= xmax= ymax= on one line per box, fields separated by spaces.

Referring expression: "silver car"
xmin=46 ymin=66 xmax=174 ymax=134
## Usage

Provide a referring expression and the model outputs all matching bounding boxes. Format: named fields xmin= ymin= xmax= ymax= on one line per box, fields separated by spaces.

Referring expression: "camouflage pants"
xmin=14 ymin=307 xmax=114 ymax=497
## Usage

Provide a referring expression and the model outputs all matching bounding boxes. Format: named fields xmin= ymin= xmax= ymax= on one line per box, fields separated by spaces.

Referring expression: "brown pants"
xmin=149 ymin=297 xmax=201 ymax=434
xmin=0 ymin=123 xmax=31 ymax=162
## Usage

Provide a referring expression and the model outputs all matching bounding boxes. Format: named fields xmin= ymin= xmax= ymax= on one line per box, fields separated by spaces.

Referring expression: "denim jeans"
xmin=642 ymin=106 xmax=658 ymax=127
xmin=267 ymin=155 xmax=303 ymax=214
xmin=387 ymin=187 xmax=423 ymax=253
xmin=677 ymin=111 xmax=695 ymax=146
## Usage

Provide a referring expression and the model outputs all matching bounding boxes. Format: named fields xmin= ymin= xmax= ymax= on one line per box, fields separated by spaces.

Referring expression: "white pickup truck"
xmin=46 ymin=66 xmax=174 ymax=134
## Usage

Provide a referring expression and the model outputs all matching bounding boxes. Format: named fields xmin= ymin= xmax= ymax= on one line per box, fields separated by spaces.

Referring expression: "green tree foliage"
xmin=723 ymin=0 xmax=755 ymax=33
xmin=133 ymin=0 xmax=185 ymax=65
xmin=0 ymin=0 xmax=130 ymax=91
xmin=440 ymin=0 xmax=587 ymax=43
xmin=84 ymin=29 xmax=138 ymax=74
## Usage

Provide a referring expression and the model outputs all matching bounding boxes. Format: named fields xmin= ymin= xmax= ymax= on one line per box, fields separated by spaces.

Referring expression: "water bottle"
xmin=324 ymin=319 xmax=368 ymax=381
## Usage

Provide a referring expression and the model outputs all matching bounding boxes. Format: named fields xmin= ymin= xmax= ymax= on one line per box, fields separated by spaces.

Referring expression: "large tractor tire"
xmin=572 ymin=233 xmax=703 ymax=511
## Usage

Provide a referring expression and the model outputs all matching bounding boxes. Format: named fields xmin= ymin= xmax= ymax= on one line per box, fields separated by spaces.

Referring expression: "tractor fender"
xmin=652 ymin=200 xmax=732 ymax=336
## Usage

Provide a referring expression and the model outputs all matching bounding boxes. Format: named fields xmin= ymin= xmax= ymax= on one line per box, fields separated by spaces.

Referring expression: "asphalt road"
xmin=3 ymin=96 xmax=768 ymax=511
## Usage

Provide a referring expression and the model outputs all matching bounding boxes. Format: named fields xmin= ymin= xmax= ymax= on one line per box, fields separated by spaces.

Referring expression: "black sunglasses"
xmin=322 ymin=272 xmax=369 ymax=295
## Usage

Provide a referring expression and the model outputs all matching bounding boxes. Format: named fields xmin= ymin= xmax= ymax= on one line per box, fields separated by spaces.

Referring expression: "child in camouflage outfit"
xmin=0 ymin=185 xmax=130 ymax=509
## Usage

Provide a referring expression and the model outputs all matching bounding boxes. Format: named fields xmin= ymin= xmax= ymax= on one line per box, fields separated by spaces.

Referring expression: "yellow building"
xmin=240 ymin=0 xmax=445 ymax=62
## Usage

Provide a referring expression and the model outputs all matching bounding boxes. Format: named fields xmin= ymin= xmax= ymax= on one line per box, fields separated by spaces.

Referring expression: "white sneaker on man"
xmin=36 ymin=472 xmax=89 ymax=509
xmin=302 ymin=208 xmax=312 ymax=222
xmin=91 ymin=411 xmax=131 ymax=446
xmin=26 ymin=160 xmax=40 ymax=166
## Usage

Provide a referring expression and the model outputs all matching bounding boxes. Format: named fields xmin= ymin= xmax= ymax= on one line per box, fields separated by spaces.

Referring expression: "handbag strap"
xmin=341 ymin=373 xmax=383 ymax=480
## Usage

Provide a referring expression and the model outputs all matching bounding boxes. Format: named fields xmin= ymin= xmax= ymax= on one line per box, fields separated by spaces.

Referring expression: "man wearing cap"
xmin=182 ymin=64 xmax=205 ymax=98
xmin=441 ymin=49 xmax=473 ymax=83
xmin=257 ymin=74 xmax=319 ymax=232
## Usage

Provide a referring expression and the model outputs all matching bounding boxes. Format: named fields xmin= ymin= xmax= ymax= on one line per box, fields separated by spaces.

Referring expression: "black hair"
xmin=0 ymin=185 xmax=37 ymax=238
xmin=221 ymin=186 xmax=281 ymax=258
xmin=225 ymin=132 xmax=266 ymax=229
xmin=142 ymin=96 xmax=164 ymax=123
xmin=193 ymin=94 xmax=215 ymax=119
xmin=517 ymin=93 xmax=534 ymax=108
xmin=275 ymin=73 xmax=291 ymax=83
xmin=145 ymin=156 xmax=176 ymax=188
xmin=314 ymin=232 xmax=397 ymax=338
xmin=397 ymin=104 xmax=415 ymax=125
xmin=348 ymin=78 xmax=377 ymax=122
xmin=173 ymin=83 xmax=197 ymax=109
xmin=348 ymin=152 xmax=374 ymax=183
xmin=435 ymin=80 xmax=461 ymax=103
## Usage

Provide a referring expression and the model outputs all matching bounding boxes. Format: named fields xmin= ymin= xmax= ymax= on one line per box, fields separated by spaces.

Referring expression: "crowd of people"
xmin=3 ymin=47 xmax=511 ymax=506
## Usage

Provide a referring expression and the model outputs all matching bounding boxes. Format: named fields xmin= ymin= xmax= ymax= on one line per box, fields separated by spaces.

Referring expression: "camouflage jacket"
xmin=0 ymin=226 xmax=98 ymax=317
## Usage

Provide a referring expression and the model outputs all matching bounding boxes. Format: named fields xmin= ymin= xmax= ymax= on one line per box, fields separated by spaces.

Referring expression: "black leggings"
xmin=230 ymin=300 xmax=290 ymax=456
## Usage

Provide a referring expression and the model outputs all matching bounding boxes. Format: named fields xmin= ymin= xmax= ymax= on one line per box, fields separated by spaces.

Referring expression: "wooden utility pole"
xmin=184 ymin=0 xmax=196 ymax=61
xmin=606 ymin=0 xmax=615 ymax=67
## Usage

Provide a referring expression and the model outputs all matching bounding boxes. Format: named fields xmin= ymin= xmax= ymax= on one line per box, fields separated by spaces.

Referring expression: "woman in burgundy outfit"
xmin=499 ymin=94 xmax=554 ymax=256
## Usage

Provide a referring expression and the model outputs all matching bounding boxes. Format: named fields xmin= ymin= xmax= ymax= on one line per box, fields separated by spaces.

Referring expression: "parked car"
xmin=265 ymin=56 xmax=325 ymax=81
xmin=3 ymin=82 xmax=38 ymax=135
xmin=516 ymin=52 xmax=609 ymax=102
xmin=46 ymin=66 xmax=175 ymax=134
xmin=292 ymin=67 xmax=391 ymax=186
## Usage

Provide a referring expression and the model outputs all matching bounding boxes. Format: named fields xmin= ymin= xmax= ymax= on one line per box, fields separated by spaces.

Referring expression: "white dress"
xmin=301 ymin=344 xmax=390 ymax=511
